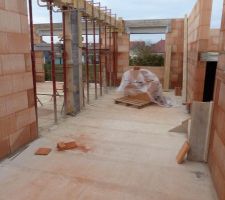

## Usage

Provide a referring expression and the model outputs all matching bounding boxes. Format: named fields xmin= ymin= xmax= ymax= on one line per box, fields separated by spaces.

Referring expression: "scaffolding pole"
xmin=62 ymin=6 xmax=67 ymax=116
xmin=99 ymin=23 xmax=103 ymax=96
xmin=104 ymin=24 xmax=108 ymax=91
xmin=28 ymin=0 xmax=38 ymax=129
xmin=108 ymin=9 xmax=112 ymax=88
xmin=49 ymin=0 xmax=58 ymax=123
xmin=92 ymin=3 xmax=97 ymax=99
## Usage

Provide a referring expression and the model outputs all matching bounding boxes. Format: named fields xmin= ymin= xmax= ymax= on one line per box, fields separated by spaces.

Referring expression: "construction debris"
xmin=57 ymin=141 xmax=91 ymax=153
xmin=57 ymin=141 xmax=77 ymax=151
xmin=176 ymin=141 xmax=190 ymax=164
xmin=35 ymin=148 xmax=52 ymax=156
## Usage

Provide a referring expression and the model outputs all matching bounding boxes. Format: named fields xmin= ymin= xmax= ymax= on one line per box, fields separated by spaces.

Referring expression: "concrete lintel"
xmin=125 ymin=19 xmax=172 ymax=34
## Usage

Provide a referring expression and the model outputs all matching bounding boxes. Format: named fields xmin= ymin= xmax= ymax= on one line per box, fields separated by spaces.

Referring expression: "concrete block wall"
xmin=0 ymin=0 xmax=37 ymax=159
xmin=187 ymin=0 xmax=213 ymax=102
xmin=165 ymin=19 xmax=184 ymax=88
xmin=208 ymin=1 xmax=225 ymax=199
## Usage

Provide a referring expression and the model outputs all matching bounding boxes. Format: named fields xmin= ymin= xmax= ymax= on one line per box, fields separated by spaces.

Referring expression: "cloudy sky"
xmin=32 ymin=0 xmax=223 ymax=42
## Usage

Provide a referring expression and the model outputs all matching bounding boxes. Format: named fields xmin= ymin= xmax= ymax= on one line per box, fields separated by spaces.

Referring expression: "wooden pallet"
xmin=115 ymin=96 xmax=151 ymax=109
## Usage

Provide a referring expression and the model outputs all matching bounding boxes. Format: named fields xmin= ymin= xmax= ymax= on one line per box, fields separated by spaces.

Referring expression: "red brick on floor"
xmin=35 ymin=148 xmax=52 ymax=156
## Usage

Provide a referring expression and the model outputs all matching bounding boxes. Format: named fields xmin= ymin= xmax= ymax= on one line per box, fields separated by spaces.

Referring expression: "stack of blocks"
xmin=208 ymin=1 xmax=225 ymax=199
xmin=0 ymin=0 xmax=37 ymax=159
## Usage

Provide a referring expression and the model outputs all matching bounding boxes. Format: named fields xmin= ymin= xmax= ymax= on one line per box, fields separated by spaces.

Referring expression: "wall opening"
xmin=129 ymin=34 xmax=165 ymax=67
xmin=203 ymin=61 xmax=217 ymax=102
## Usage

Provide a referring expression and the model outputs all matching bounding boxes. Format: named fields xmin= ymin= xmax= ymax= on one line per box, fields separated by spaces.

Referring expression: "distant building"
xmin=150 ymin=39 xmax=165 ymax=55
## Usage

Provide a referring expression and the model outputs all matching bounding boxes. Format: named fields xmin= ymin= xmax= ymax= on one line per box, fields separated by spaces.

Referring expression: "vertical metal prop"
xmin=49 ymin=0 xmax=58 ymax=123
xmin=113 ymin=31 xmax=117 ymax=86
xmin=62 ymin=7 xmax=67 ymax=115
xmin=92 ymin=5 xmax=97 ymax=99
xmin=99 ymin=23 xmax=103 ymax=96
xmin=108 ymin=10 xmax=112 ymax=87
xmin=85 ymin=17 xmax=90 ymax=104
xmin=28 ymin=0 xmax=38 ymax=129
xmin=104 ymin=25 xmax=108 ymax=89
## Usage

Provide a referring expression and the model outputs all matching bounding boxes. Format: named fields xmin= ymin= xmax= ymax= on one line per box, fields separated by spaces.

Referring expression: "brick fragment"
xmin=57 ymin=141 xmax=77 ymax=151
xmin=35 ymin=148 xmax=52 ymax=156
xmin=176 ymin=141 xmax=190 ymax=164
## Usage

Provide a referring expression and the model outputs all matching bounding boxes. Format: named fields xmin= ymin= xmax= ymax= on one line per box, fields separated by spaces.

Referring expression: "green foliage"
xmin=44 ymin=64 xmax=64 ymax=81
xmin=130 ymin=54 xmax=164 ymax=66
xmin=130 ymin=41 xmax=164 ymax=66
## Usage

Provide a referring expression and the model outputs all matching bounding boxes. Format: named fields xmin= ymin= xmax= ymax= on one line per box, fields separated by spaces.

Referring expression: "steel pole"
xmin=49 ymin=0 xmax=58 ymax=123
xmin=93 ymin=20 xmax=97 ymax=99
xmin=62 ymin=7 xmax=67 ymax=116
xmin=99 ymin=23 xmax=103 ymax=96
xmin=28 ymin=0 xmax=38 ymax=130
xmin=85 ymin=17 xmax=90 ymax=104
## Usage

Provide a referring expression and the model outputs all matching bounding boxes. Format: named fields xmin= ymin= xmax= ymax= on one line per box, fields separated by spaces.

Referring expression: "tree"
xmin=130 ymin=41 xmax=164 ymax=66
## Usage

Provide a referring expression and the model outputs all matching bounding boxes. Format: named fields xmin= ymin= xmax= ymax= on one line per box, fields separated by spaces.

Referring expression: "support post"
xmin=93 ymin=20 xmax=97 ymax=99
xmin=64 ymin=10 xmax=82 ymax=114
xmin=49 ymin=0 xmax=58 ymax=123
xmin=28 ymin=0 xmax=38 ymax=129
xmin=62 ymin=7 xmax=67 ymax=116
xmin=99 ymin=23 xmax=103 ymax=96
xmin=104 ymin=25 xmax=108 ymax=93
xmin=71 ymin=10 xmax=82 ymax=113
xmin=85 ymin=17 xmax=90 ymax=103
xmin=182 ymin=15 xmax=188 ymax=103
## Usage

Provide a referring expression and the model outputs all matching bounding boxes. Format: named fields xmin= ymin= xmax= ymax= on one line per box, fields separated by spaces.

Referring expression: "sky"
xmin=31 ymin=0 xmax=223 ymax=42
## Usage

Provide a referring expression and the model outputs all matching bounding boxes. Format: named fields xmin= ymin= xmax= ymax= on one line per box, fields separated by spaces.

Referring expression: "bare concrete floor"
xmin=0 ymin=89 xmax=218 ymax=200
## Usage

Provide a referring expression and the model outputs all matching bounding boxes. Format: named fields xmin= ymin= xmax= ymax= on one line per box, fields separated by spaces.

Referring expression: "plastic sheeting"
xmin=117 ymin=68 xmax=173 ymax=107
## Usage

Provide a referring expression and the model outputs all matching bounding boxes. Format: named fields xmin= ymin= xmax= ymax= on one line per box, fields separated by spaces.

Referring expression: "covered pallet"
xmin=117 ymin=67 xmax=172 ymax=107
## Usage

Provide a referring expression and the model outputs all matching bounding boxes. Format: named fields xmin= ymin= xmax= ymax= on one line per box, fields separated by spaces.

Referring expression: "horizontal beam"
xmin=40 ymin=0 xmax=123 ymax=30
xmin=34 ymin=22 xmax=100 ymax=36
xmin=125 ymin=19 xmax=172 ymax=34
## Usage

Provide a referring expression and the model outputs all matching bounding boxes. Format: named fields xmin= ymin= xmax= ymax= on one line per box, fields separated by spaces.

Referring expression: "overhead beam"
xmin=41 ymin=0 xmax=121 ymax=29
xmin=125 ymin=19 xmax=172 ymax=34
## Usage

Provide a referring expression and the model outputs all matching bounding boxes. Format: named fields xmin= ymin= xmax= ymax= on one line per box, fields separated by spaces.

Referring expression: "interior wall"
xmin=208 ymin=29 xmax=220 ymax=51
xmin=187 ymin=0 xmax=213 ymax=102
xmin=208 ymin=1 xmax=225 ymax=199
xmin=116 ymin=33 xmax=130 ymax=84
xmin=0 ymin=0 xmax=37 ymax=159
xmin=165 ymin=19 xmax=184 ymax=88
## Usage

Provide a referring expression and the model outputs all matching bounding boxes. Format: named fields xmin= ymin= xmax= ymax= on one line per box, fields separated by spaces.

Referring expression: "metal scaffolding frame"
xmin=29 ymin=0 xmax=120 ymax=127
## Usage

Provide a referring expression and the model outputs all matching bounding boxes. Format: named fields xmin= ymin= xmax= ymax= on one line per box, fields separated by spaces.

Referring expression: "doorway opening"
xmin=203 ymin=61 xmax=217 ymax=102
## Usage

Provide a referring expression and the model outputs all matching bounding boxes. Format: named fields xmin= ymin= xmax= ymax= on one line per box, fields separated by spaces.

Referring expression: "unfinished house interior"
xmin=0 ymin=0 xmax=224 ymax=199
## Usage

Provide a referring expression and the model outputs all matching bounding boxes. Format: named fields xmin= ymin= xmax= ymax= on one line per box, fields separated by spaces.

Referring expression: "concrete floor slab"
xmin=0 ymin=89 xmax=218 ymax=200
